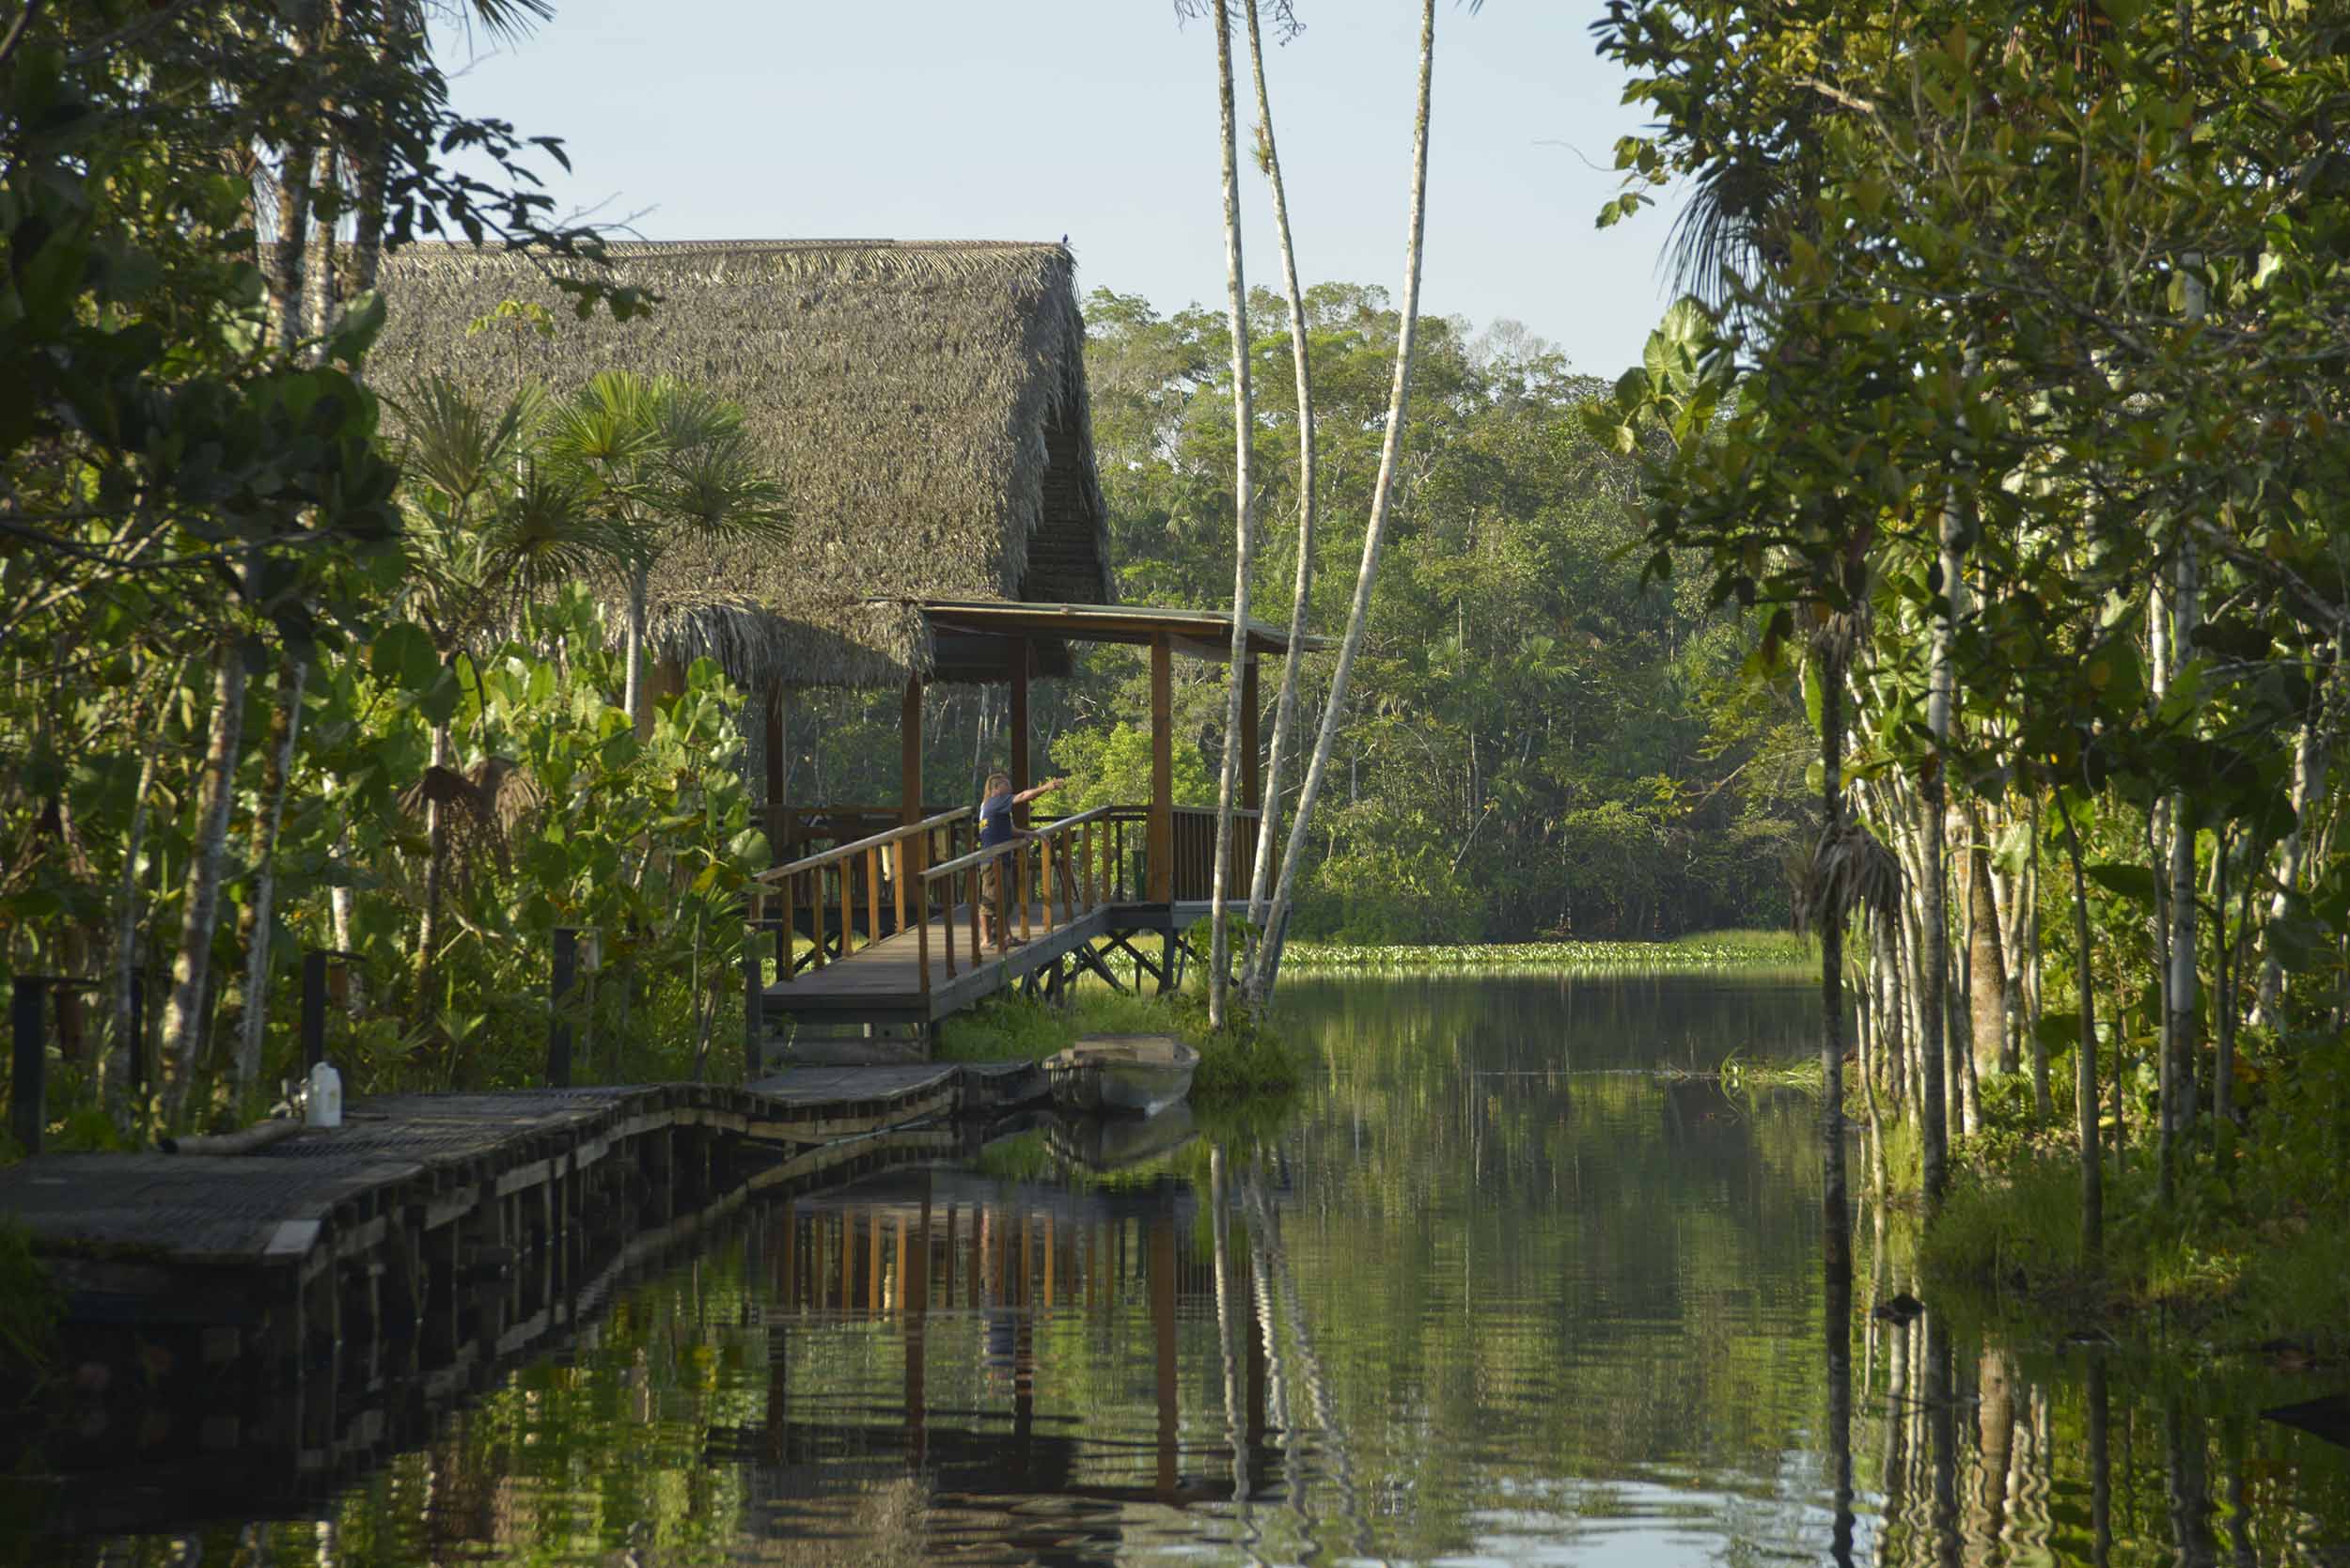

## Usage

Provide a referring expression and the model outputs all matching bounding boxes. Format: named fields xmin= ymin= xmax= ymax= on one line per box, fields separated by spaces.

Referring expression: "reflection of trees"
xmin=1256 ymin=975 xmax=1851 ymax=1560
xmin=1852 ymin=1206 xmax=2350 ymax=1568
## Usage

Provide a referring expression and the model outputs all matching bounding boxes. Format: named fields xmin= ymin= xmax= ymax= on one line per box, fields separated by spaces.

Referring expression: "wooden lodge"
xmin=369 ymin=240 xmax=1324 ymax=1059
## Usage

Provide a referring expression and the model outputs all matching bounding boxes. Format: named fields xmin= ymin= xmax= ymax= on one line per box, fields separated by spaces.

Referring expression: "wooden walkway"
xmin=760 ymin=899 xmax=1232 ymax=1040
xmin=0 ymin=1065 xmax=1039 ymax=1340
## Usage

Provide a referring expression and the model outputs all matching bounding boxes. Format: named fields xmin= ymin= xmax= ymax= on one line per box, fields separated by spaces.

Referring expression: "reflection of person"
xmin=978 ymin=771 xmax=1066 ymax=946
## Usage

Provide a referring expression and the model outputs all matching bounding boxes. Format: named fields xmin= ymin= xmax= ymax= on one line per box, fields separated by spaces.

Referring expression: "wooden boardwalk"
xmin=760 ymin=898 xmax=1232 ymax=1042
xmin=0 ymin=1065 xmax=1040 ymax=1342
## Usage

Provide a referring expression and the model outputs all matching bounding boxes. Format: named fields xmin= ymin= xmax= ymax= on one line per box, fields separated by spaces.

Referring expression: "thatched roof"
xmin=368 ymin=239 xmax=1112 ymax=689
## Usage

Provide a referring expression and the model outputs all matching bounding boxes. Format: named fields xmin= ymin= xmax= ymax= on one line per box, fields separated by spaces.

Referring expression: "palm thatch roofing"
xmin=368 ymin=239 xmax=1112 ymax=689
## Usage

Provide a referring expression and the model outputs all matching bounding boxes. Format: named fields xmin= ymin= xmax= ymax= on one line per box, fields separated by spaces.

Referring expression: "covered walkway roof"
xmin=883 ymin=598 xmax=1333 ymax=683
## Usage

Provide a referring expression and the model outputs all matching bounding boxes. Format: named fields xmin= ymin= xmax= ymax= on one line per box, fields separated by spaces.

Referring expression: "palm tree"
xmin=392 ymin=374 xmax=628 ymax=1012
xmin=540 ymin=371 xmax=789 ymax=732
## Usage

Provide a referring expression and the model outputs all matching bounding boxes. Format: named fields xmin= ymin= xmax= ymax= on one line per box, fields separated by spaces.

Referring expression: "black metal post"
xmin=301 ymin=949 xmax=329 ymax=1072
xmin=549 ymin=927 xmax=577 ymax=1088
xmin=11 ymin=977 xmax=46 ymax=1156
xmin=128 ymin=973 xmax=147 ymax=1093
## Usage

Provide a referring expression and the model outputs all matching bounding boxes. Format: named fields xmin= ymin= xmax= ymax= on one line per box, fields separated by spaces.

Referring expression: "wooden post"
xmin=778 ymin=874 xmax=795 ymax=984
xmin=1149 ymin=633 xmax=1173 ymax=903
xmin=914 ymin=830 xmax=932 ymax=1001
xmin=744 ymin=890 xmax=764 ymax=1075
xmin=1008 ymin=637 xmax=1032 ymax=828
xmin=865 ymin=846 xmax=882 ymax=954
xmin=1242 ymin=656 xmax=1261 ymax=814
xmin=899 ymin=676 xmax=922 ymax=932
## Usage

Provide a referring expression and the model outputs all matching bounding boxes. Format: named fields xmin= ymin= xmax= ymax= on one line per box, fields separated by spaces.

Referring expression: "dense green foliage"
xmin=0 ymin=5 xmax=752 ymax=1140
xmin=1594 ymin=0 xmax=2350 ymax=1334
xmin=781 ymin=285 xmax=1811 ymax=943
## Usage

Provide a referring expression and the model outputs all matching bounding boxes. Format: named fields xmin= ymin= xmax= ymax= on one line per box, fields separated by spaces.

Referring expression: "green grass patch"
xmin=1278 ymin=930 xmax=1811 ymax=973
xmin=935 ymin=989 xmax=1305 ymax=1100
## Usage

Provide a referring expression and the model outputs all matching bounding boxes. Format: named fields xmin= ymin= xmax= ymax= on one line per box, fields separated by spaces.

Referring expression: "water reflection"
xmin=10 ymin=974 xmax=2350 ymax=1567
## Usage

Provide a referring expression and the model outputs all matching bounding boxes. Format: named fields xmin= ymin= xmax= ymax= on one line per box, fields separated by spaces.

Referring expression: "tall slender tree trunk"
xmin=301 ymin=143 xmax=340 ymax=350
xmin=1918 ymin=504 xmax=1960 ymax=1206
xmin=625 ymin=561 xmax=650 ymax=733
xmin=415 ymin=717 xmax=453 ymax=1010
xmin=234 ymin=658 xmax=309 ymax=1099
xmin=1207 ymin=0 xmax=1260 ymax=1032
xmin=1248 ymin=0 xmax=1436 ymax=1003
xmin=1817 ymin=637 xmax=1851 ymax=1290
xmin=1966 ymin=803 xmax=2013 ymax=1078
xmin=2257 ymin=651 xmax=2328 ymax=1027
xmin=161 ymin=640 xmax=250 ymax=1129
xmin=2162 ymin=541 xmax=2201 ymax=1200
xmin=1243 ymin=0 xmax=1319 ymax=926
xmin=2056 ymin=792 xmax=2104 ymax=1263
xmin=263 ymin=7 xmax=325 ymax=352
xmin=2160 ymin=258 xmax=2209 ymax=1197
xmin=107 ymin=700 xmax=174 ymax=1129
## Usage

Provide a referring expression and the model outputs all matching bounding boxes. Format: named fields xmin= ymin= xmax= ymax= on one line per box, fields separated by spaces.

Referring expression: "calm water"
xmin=10 ymin=973 xmax=2349 ymax=1566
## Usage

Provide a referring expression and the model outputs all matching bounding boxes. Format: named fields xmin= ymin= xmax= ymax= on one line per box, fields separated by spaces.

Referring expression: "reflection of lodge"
xmin=726 ymin=1169 xmax=1281 ymax=1541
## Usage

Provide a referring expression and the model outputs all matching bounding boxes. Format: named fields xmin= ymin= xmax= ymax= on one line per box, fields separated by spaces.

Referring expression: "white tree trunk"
xmin=624 ymin=561 xmax=650 ymax=732
xmin=2256 ymin=651 xmax=2329 ymax=1027
xmin=234 ymin=659 xmax=309 ymax=1099
xmin=2159 ymin=257 xmax=2208 ymax=1194
xmin=1244 ymin=0 xmax=1319 ymax=924
xmin=1918 ymin=492 xmax=1961 ymax=1205
xmin=161 ymin=641 xmax=250 ymax=1128
xmin=300 ymin=144 xmax=340 ymax=352
xmin=1247 ymin=0 xmax=1437 ymax=1005
xmin=2162 ymin=539 xmax=2201 ymax=1186
xmin=1207 ymin=0 xmax=1260 ymax=1031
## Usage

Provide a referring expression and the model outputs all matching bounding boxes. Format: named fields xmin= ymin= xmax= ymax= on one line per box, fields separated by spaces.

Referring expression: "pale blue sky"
xmin=436 ymin=1 xmax=1684 ymax=376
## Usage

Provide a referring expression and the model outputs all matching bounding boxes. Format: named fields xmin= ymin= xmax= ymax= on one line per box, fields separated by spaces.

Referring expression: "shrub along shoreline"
xmin=1278 ymin=929 xmax=1810 ymax=972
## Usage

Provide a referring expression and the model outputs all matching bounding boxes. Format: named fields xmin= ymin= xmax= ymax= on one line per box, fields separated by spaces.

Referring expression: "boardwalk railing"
xmin=752 ymin=807 xmax=972 ymax=983
xmin=760 ymin=803 xmax=961 ymax=862
xmin=917 ymin=806 xmax=1122 ymax=999
xmin=1087 ymin=806 xmax=1262 ymax=902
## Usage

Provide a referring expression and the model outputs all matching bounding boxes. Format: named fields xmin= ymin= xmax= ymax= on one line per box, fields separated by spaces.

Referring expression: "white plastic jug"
xmin=305 ymin=1060 xmax=343 ymax=1128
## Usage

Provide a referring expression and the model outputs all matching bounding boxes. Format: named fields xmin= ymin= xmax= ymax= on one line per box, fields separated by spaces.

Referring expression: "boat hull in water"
xmin=1043 ymin=1035 xmax=1199 ymax=1118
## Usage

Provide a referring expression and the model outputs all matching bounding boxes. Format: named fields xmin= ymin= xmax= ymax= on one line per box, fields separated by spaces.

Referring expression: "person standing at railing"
xmin=978 ymin=771 xmax=1067 ymax=947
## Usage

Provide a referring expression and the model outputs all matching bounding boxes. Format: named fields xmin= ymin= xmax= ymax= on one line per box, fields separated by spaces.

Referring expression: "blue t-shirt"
xmin=979 ymin=791 xmax=1016 ymax=848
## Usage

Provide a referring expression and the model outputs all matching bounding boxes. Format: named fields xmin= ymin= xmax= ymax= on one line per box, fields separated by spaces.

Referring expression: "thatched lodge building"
xmin=371 ymin=239 xmax=1318 ymax=1049
xmin=370 ymin=239 xmax=1114 ymax=692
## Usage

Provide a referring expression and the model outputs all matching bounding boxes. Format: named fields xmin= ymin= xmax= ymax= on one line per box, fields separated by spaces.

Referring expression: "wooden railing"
xmin=759 ymin=803 xmax=960 ymax=862
xmin=751 ymin=807 xmax=972 ymax=981
xmin=745 ymin=801 xmax=1271 ymax=996
xmin=1080 ymin=807 xmax=1260 ymax=902
xmin=916 ymin=806 xmax=1124 ymax=999
xmin=1171 ymin=806 xmax=1259 ymax=902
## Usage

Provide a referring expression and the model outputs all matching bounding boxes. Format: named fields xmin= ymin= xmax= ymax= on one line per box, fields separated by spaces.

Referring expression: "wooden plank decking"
xmin=762 ymin=900 xmax=1116 ymax=1024
xmin=760 ymin=899 xmax=1236 ymax=1031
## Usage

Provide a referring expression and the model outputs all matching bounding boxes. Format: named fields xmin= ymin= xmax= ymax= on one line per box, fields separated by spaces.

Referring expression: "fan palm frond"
xmin=391 ymin=374 xmax=539 ymax=512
